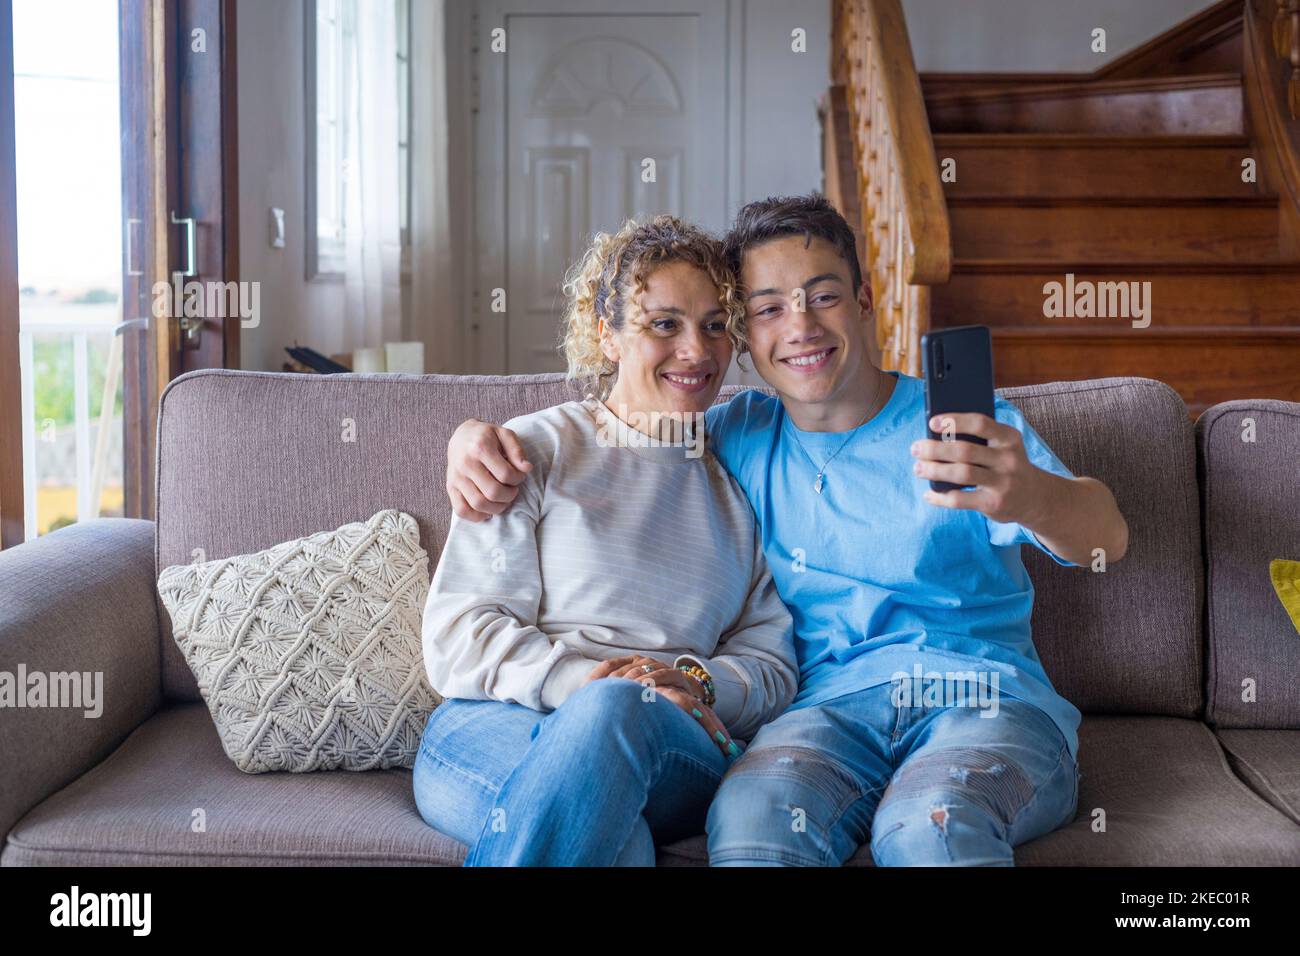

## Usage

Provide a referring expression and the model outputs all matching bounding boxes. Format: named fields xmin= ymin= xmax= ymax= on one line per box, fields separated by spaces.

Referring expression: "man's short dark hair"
xmin=724 ymin=194 xmax=864 ymax=295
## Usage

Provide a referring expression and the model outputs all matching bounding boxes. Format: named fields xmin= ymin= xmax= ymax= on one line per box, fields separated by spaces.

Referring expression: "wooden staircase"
xmin=828 ymin=0 xmax=1300 ymax=417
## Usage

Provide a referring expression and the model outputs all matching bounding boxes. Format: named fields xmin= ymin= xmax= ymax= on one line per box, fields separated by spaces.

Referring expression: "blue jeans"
xmin=706 ymin=683 xmax=1080 ymax=866
xmin=412 ymin=678 xmax=732 ymax=866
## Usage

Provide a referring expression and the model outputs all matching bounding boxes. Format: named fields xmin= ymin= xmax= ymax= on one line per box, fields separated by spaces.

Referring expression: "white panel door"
xmin=477 ymin=1 xmax=732 ymax=373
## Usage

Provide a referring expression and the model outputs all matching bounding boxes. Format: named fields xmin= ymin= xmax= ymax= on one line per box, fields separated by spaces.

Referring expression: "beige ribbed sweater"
xmin=422 ymin=397 xmax=798 ymax=739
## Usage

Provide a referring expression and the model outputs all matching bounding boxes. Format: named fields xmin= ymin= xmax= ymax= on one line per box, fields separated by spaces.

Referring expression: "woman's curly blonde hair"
xmin=560 ymin=215 xmax=746 ymax=399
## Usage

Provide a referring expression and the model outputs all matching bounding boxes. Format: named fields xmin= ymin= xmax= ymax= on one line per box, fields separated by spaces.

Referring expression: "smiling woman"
xmin=414 ymin=214 xmax=799 ymax=866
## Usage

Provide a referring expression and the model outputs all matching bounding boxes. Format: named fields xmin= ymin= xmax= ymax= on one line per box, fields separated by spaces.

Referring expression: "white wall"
xmin=237 ymin=0 xmax=344 ymax=373
xmin=734 ymin=0 xmax=832 ymax=216
xmin=724 ymin=0 xmax=831 ymax=386
xmin=902 ymin=0 xmax=1223 ymax=73
xmin=239 ymin=0 xmax=427 ymax=373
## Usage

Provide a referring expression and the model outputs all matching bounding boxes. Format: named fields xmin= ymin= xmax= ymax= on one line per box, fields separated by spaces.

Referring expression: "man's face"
xmin=739 ymin=235 xmax=874 ymax=410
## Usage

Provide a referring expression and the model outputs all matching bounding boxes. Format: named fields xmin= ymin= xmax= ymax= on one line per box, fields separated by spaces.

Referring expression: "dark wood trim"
xmin=120 ymin=0 xmax=175 ymax=520
xmin=158 ymin=0 xmax=180 ymax=389
xmin=176 ymin=0 xmax=238 ymax=373
xmin=1095 ymin=0 xmax=1244 ymax=79
xmin=0 ymin=0 xmax=23 ymax=548
xmin=221 ymin=0 xmax=239 ymax=369
xmin=121 ymin=0 xmax=155 ymax=520
xmin=1243 ymin=0 xmax=1300 ymax=253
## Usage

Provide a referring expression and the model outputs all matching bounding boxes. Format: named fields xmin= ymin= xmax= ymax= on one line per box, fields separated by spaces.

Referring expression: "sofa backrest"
xmin=155 ymin=370 xmax=580 ymax=701
xmin=1002 ymin=378 xmax=1204 ymax=719
xmin=1196 ymin=399 xmax=1300 ymax=730
xmin=155 ymin=370 xmax=1204 ymax=717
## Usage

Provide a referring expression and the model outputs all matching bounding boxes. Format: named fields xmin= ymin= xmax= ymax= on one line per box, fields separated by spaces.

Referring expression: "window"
xmin=305 ymin=0 xmax=411 ymax=280
xmin=396 ymin=0 xmax=411 ymax=260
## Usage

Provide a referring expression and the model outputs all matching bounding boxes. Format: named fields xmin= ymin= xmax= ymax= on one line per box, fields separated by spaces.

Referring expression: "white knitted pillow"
xmin=157 ymin=509 xmax=441 ymax=773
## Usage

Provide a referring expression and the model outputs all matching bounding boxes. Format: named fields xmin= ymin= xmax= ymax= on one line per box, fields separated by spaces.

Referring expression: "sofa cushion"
xmin=1215 ymin=729 xmax=1300 ymax=826
xmin=157 ymin=510 xmax=440 ymax=773
xmin=657 ymin=716 xmax=1300 ymax=866
xmin=12 ymin=709 xmax=1291 ymax=867
xmin=1196 ymin=400 xmax=1300 ymax=728
xmin=1 ymin=704 xmax=465 ymax=866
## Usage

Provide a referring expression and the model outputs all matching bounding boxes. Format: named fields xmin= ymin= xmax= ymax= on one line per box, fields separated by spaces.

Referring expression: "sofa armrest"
xmin=0 ymin=518 xmax=162 ymax=845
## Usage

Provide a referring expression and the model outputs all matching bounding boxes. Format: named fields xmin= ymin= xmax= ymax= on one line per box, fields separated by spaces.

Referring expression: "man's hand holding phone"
xmin=910 ymin=412 xmax=1049 ymax=527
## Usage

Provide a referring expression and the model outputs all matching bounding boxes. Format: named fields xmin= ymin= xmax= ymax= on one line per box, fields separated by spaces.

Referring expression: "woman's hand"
xmin=586 ymin=656 xmax=737 ymax=758
xmin=609 ymin=657 xmax=705 ymax=696
xmin=583 ymin=655 xmax=660 ymax=685
xmin=656 ymin=687 xmax=739 ymax=759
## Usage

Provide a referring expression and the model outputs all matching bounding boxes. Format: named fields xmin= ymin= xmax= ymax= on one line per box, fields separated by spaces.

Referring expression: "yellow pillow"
xmin=1270 ymin=559 xmax=1300 ymax=637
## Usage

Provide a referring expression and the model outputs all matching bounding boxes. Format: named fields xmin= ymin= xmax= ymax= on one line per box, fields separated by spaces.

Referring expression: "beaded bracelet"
xmin=677 ymin=664 xmax=715 ymax=707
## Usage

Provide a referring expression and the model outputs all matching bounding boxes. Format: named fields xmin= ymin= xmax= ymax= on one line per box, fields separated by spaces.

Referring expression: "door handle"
xmin=170 ymin=211 xmax=196 ymax=277
xmin=125 ymin=218 xmax=143 ymax=276
xmin=170 ymin=211 xmax=201 ymax=349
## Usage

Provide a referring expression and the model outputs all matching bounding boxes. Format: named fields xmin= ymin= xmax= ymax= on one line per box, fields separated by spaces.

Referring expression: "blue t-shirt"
xmin=705 ymin=371 xmax=1083 ymax=760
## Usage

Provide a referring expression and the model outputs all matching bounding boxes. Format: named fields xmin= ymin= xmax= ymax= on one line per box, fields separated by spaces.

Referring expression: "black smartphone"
xmin=921 ymin=325 xmax=995 ymax=492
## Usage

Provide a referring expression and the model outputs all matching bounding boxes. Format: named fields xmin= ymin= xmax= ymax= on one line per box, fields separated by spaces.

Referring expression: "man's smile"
xmin=779 ymin=346 xmax=837 ymax=372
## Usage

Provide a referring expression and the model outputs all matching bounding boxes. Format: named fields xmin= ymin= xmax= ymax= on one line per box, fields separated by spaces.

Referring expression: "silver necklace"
xmin=788 ymin=374 xmax=884 ymax=494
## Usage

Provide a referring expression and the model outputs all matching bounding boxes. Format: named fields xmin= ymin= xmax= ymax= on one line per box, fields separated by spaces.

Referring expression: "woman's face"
xmin=601 ymin=260 xmax=733 ymax=428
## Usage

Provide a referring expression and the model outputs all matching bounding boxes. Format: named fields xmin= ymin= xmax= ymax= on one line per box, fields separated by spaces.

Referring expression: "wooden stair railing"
xmin=1273 ymin=0 xmax=1300 ymax=117
xmin=830 ymin=0 xmax=950 ymax=376
xmin=1246 ymin=0 xmax=1300 ymax=252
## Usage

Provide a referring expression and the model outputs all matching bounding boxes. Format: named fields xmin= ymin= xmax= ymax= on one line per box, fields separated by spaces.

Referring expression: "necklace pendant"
xmin=814 ymin=474 xmax=824 ymax=494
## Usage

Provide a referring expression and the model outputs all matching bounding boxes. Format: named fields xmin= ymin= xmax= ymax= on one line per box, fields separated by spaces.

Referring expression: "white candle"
xmin=351 ymin=347 xmax=387 ymax=373
xmin=385 ymin=341 xmax=425 ymax=374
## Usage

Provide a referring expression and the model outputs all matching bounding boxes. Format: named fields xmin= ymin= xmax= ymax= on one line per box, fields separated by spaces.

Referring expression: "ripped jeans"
xmin=707 ymin=682 xmax=1080 ymax=866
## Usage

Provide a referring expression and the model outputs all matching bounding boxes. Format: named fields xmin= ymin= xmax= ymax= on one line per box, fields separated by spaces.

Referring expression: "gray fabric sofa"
xmin=2 ymin=369 xmax=1298 ymax=866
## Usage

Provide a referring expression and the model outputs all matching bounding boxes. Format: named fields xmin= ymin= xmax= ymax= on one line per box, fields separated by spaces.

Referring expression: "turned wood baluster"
xmin=1290 ymin=0 xmax=1299 ymax=119
xmin=829 ymin=0 xmax=949 ymax=371
xmin=1275 ymin=0 xmax=1300 ymax=118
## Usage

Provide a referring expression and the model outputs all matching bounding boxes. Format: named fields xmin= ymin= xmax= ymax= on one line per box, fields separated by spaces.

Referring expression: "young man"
xmin=444 ymin=195 xmax=1129 ymax=866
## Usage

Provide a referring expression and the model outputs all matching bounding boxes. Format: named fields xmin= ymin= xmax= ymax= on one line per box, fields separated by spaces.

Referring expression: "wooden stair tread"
xmin=924 ymin=72 xmax=1241 ymax=106
xmin=934 ymin=134 xmax=1264 ymax=199
xmin=946 ymin=195 xmax=1278 ymax=207
xmin=926 ymin=71 xmax=1243 ymax=136
xmin=935 ymin=269 xmax=1300 ymax=328
xmin=951 ymin=259 xmax=1300 ymax=274
xmin=949 ymin=200 xmax=1285 ymax=263
xmin=932 ymin=132 xmax=1251 ymax=148
xmin=989 ymin=326 xmax=1300 ymax=338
